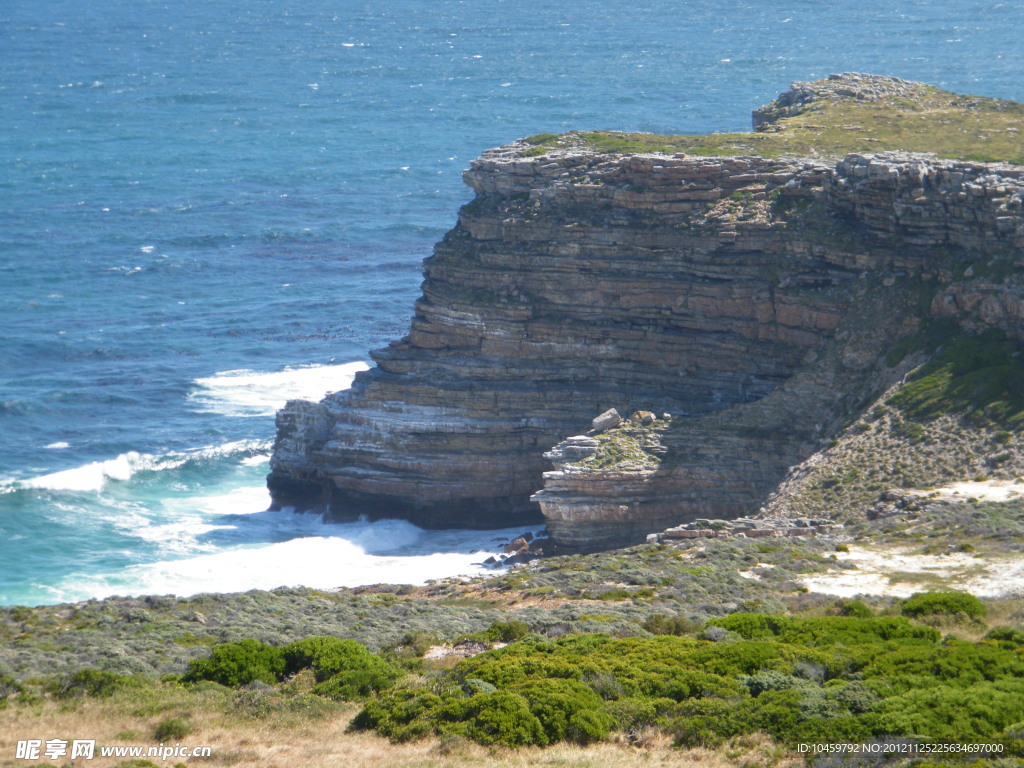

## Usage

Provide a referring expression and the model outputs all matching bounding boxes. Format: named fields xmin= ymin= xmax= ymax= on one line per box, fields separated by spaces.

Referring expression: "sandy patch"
xmin=907 ymin=479 xmax=1024 ymax=502
xmin=798 ymin=546 xmax=1024 ymax=598
xmin=423 ymin=640 xmax=506 ymax=661
xmin=738 ymin=564 xmax=776 ymax=581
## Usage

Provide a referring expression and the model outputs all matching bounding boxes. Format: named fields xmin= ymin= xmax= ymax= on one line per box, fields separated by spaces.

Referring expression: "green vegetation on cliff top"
xmin=521 ymin=76 xmax=1024 ymax=164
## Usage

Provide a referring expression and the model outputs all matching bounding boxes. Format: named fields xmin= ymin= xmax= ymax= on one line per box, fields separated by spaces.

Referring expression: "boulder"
xmin=591 ymin=408 xmax=623 ymax=432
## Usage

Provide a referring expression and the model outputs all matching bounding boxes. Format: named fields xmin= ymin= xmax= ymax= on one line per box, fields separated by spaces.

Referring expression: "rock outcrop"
xmin=269 ymin=74 xmax=1024 ymax=549
xmin=649 ymin=516 xmax=842 ymax=543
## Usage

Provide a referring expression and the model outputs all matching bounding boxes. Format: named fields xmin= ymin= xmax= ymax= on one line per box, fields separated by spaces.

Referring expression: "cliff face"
xmin=532 ymin=149 xmax=1024 ymax=548
xmin=269 ymin=74 xmax=1024 ymax=548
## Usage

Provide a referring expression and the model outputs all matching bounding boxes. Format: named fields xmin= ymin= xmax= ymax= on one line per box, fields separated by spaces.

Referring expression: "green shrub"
xmin=993 ymin=430 xmax=1014 ymax=445
xmin=182 ymin=639 xmax=285 ymax=687
xmin=901 ymin=591 xmax=987 ymax=620
xmin=708 ymin=613 xmax=940 ymax=645
xmin=48 ymin=669 xmax=141 ymax=699
xmin=351 ymin=615 xmax=1024 ymax=749
xmin=642 ymin=614 xmax=699 ymax=636
xmin=742 ymin=669 xmax=803 ymax=696
xmin=0 ymin=674 xmax=23 ymax=707
xmin=442 ymin=691 xmax=547 ymax=747
xmin=866 ymin=680 xmax=1024 ymax=742
xmin=152 ymin=717 xmax=191 ymax=741
xmin=833 ymin=681 xmax=880 ymax=714
xmin=605 ymin=696 xmax=675 ymax=731
xmin=392 ymin=631 xmax=438 ymax=657
xmin=838 ymin=599 xmax=872 ymax=618
xmin=281 ymin=637 xmax=377 ymax=681
xmin=484 ymin=620 xmax=531 ymax=643
xmin=354 ymin=687 xmax=551 ymax=746
xmin=790 ymin=715 xmax=870 ymax=746
xmin=275 ymin=636 xmax=402 ymax=700
xmin=985 ymin=627 xmax=1024 ymax=648
xmin=309 ymin=661 xmax=402 ymax=701
xmin=1001 ymin=720 xmax=1024 ymax=756
xmin=462 ymin=679 xmax=497 ymax=696
xmin=514 ymin=679 xmax=614 ymax=744
xmin=886 ymin=331 xmax=1024 ymax=428
xmin=668 ymin=697 xmax=750 ymax=747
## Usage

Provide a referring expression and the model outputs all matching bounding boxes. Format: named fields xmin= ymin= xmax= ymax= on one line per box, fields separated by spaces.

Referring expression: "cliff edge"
xmin=269 ymin=74 xmax=1024 ymax=549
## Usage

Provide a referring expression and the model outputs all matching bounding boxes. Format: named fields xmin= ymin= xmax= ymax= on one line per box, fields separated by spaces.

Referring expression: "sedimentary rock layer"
xmin=533 ymin=150 xmax=1024 ymax=548
xmin=270 ymin=77 xmax=1023 ymax=546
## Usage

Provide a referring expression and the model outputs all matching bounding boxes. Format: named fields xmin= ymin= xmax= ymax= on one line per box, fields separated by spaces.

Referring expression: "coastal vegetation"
xmin=571 ymin=415 xmax=669 ymax=471
xmin=4 ymin=503 xmax=1023 ymax=766
xmin=760 ymin=325 xmax=1024 ymax=537
xmin=352 ymin=612 xmax=1024 ymax=749
xmin=885 ymin=332 xmax=1024 ymax=430
xmin=521 ymin=79 xmax=1024 ymax=164
xmin=4 ymin=602 xmax=1024 ymax=766
xmin=0 ymin=538 xmax=841 ymax=680
xmin=2 ymin=521 xmax=1023 ymax=768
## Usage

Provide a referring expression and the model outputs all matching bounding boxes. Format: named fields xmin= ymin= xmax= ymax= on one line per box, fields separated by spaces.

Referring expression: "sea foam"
xmin=43 ymin=519 xmax=541 ymax=603
xmin=189 ymin=361 xmax=369 ymax=417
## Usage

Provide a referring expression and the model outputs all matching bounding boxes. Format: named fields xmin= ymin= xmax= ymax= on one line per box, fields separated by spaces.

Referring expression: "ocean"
xmin=2 ymin=0 xmax=1022 ymax=606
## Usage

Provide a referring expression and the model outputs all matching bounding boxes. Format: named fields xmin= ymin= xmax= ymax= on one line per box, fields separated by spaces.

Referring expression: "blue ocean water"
xmin=1 ymin=0 xmax=1022 ymax=606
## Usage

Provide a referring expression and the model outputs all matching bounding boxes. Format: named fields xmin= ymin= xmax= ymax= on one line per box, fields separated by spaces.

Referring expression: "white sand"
xmin=907 ymin=479 xmax=1024 ymax=502
xmin=798 ymin=546 xmax=1024 ymax=598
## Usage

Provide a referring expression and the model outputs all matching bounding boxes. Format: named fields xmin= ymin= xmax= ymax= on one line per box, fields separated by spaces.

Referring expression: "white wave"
xmin=14 ymin=440 xmax=270 ymax=493
xmin=189 ymin=361 xmax=369 ymax=417
xmin=135 ymin=500 xmax=419 ymax=554
xmin=131 ymin=517 xmax=238 ymax=556
xmin=42 ymin=520 xmax=544 ymax=602
xmin=341 ymin=518 xmax=424 ymax=553
xmin=123 ymin=485 xmax=272 ymax=555
xmin=22 ymin=452 xmax=151 ymax=492
xmin=44 ymin=442 xmax=70 ymax=450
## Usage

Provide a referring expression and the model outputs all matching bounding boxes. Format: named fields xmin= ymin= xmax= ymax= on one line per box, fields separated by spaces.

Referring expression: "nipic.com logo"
xmin=16 ymin=740 xmax=94 ymax=761
xmin=15 ymin=738 xmax=212 ymax=761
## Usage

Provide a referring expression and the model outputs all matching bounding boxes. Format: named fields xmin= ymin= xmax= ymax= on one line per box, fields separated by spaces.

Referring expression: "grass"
xmin=0 ymin=681 xmax=795 ymax=768
xmin=572 ymin=418 xmax=668 ymax=471
xmin=519 ymin=78 xmax=1024 ymax=163
xmin=886 ymin=331 xmax=1024 ymax=429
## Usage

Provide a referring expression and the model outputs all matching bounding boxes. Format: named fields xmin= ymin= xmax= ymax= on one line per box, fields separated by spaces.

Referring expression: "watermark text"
xmin=16 ymin=738 xmax=212 ymax=761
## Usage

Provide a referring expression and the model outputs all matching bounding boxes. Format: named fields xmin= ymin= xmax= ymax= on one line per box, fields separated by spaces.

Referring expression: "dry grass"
xmin=0 ymin=696 xmax=799 ymax=768
xmin=921 ymin=597 xmax=1024 ymax=643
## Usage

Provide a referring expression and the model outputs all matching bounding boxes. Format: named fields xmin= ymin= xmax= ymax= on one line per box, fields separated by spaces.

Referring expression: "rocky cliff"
xmin=269 ymin=74 xmax=1024 ymax=549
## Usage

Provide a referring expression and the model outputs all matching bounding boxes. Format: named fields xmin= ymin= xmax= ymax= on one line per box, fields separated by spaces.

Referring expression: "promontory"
xmin=268 ymin=73 xmax=1024 ymax=551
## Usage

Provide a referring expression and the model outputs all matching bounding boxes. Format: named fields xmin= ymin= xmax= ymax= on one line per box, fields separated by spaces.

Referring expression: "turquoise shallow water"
xmin=1 ymin=0 xmax=1022 ymax=605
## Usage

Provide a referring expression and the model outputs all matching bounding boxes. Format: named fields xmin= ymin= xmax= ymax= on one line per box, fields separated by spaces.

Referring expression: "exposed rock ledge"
xmin=269 ymin=74 xmax=1024 ymax=550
